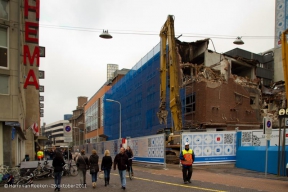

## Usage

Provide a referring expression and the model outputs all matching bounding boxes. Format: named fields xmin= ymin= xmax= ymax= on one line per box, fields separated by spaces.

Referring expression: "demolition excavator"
xmin=157 ymin=15 xmax=183 ymax=164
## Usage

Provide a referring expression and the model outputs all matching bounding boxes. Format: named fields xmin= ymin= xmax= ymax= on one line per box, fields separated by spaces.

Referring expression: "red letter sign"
xmin=25 ymin=22 xmax=39 ymax=43
xmin=23 ymin=45 xmax=39 ymax=66
xmin=24 ymin=69 xmax=39 ymax=89
xmin=24 ymin=0 xmax=40 ymax=20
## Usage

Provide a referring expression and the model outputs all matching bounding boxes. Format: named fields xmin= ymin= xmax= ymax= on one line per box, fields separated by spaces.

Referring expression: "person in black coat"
xmin=76 ymin=150 xmax=89 ymax=186
xmin=114 ymin=147 xmax=129 ymax=190
xmin=101 ymin=149 xmax=113 ymax=186
xmin=88 ymin=150 xmax=99 ymax=188
xmin=125 ymin=146 xmax=134 ymax=176
xmin=52 ymin=152 xmax=65 ymax=191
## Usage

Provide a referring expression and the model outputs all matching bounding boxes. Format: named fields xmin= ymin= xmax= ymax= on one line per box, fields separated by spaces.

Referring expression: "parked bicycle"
xmin=33 ymin=160 xmax=53 ymax=179
xmin=16 ymin=169 xmax=34 ymax=185
xmin=63 ymin=162 xmax=78 ymax=176
xmin=51 ymin=162 xmax=78 ymax=178
xmin=0 ymin=163 xmax=21 ymax=186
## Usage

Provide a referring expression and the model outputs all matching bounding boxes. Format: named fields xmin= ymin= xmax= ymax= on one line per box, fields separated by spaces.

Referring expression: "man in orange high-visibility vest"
xmin=179 ymin=142 xmax=195 ymax=184
xmin=37 ymin=149 xmax=44 ymax=161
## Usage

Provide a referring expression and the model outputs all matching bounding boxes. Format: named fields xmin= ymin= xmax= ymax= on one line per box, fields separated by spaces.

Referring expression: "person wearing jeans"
xmin=101 ymin=150 xmax=113 ymax=186
xmin=89 ymin=149 xmax=99 ymax=188
xmin=76 ymin=150 xmax=89 ymax=187
xmin=113 ymin=147 xmax=129 ymax=190
xmin=52 ymin=152 xmax=65 ymax=191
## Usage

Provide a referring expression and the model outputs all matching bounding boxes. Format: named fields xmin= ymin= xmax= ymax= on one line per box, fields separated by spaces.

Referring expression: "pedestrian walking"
xmin=89 ymin=149 xmax=99 ymax=188
xmin=52 ymin=151 xmax=65 ymax=191
xmin=125 ymin=146 xmax=134 ymax=176
xmin=179 ymin=142 xmax=195 ymax=184
xmin=49 ymin=146 xmax=56 ymax=160
xmin=73 ymin=151 xmax=80 ymax=162
xmin=114 ymin=147 xmax=129 ymax=190
xmin=101 ymin=150 xmax=113 ymax=187
xmin=76 ymin=149 xmax=89 ymax=187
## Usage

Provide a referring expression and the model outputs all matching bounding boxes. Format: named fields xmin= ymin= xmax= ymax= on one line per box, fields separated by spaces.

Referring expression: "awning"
xmin=5 ymin=121 xmax=26 ymax=140
xmin=37 ymin=136 xmax=48 ymax=140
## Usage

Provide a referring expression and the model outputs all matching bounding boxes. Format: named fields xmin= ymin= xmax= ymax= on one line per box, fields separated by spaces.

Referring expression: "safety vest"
xmin=181 ymin=149 xmax=193 ymax=166
xmin=37 ymin=150 xmax=44 ymax=159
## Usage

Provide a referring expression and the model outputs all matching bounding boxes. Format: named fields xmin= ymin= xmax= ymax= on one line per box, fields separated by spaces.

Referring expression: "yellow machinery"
xmin=157 ymin=15 xmax=183 ymax=163
xmin=280 ymin=28 xmax=288 ymax=175
xmin=281 ymin=28 xmax=288 ymax=101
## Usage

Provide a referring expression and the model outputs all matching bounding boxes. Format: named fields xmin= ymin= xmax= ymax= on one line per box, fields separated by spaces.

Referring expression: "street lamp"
xmin=99 ymin=30 xmax=113 ymax=39
xmin=106 ymin=99 xmax=122 ymax=139
xmin=88 ymin=115 xmax=99 ymax=142
xmin=233 ymin=36 xmax=244 ymax=45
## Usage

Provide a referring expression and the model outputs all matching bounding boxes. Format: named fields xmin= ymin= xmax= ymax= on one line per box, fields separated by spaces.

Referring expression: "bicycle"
xmin=52 ymin=162 xmax=78 ymax=178
xmin=63 ymin=162 xmax=78 ymax=176
xmin=128 ymin=157 xmax=134 ymax=180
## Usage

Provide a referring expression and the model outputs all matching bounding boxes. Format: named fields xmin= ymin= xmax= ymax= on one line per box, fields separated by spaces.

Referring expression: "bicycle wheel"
xmin=69 ymin=166 xmax=78 ymax=176
xmin=16 ymin=179 xmax=26 ymax=185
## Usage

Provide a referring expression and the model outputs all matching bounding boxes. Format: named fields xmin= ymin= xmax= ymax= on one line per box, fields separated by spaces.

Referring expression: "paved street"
xmin=2 ymin=164 xmax=288 ymax=192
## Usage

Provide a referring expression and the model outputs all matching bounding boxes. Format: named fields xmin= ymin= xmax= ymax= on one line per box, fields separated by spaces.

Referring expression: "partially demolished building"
xmin=104 ymin=38 xmax=282 ymax=140
xmin=177 ymin=39 xmax=279 ymax=131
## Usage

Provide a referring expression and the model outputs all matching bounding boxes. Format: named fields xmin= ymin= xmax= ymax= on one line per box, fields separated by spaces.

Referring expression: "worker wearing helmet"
xmin=37 ymin=149 xmax=44 ymax=161
xmin=179 ymin=142 xmax=195 ymax=184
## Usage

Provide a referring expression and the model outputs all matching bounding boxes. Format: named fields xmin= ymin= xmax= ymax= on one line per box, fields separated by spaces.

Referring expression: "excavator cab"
xmin=156 ymin=128 xmax=172 ymax=141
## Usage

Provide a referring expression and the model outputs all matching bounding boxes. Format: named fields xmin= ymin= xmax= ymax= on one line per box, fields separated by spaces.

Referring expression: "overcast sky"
xmin=39 ymin=0 xmax=275 ymax=125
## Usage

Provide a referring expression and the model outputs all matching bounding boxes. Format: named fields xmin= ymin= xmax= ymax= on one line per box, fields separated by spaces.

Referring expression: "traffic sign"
xmin=63 ymin=123 xmax=72 ymax=143
xmin=65 ymin=125 xmax=71 ymax=132
xmin=263 ymin=117 xmax=272 ymax=139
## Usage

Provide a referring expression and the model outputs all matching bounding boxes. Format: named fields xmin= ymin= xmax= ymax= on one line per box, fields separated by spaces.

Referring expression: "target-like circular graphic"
xmin=277 ymin=3 xmax=284 ymax=11
xmin=156 ymin=138 xmax=159 ymax=146
xmin=160 ymin=139 xmax=164 ymax=145
xmin=214 ymin=146 xmax=222 ymax=155
xmin=183 ymin=136 xmax=192 ymax=145
xmin=193 ymin=146 xmax=202 ymax=156
xmin=214 ymin=135 xmax=223 ymax=144
xmin=204 ymin=146 xmax=212 ymax=156
xmin=204 ymin=135 xmax=213 ymax=144
xmin=193 ymin=135 xmax=202 ymax=145
xmin=156 ymin=148 xmax=159 ymax=157
xmin=224 ymin=146 xmax=233 ymax=155
xmin=277 ymin=12 xmax=284 ymax=19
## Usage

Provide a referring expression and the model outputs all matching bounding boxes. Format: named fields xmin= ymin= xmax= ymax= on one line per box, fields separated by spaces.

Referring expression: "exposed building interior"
xmin=175 ymin=39 xmax=277 ymax=131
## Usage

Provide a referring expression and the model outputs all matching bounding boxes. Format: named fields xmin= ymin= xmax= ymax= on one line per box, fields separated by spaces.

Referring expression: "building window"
xmin=184 ymin=93 xmax=196 ymax=113
xmin=0 ymin=74 xmax=8 ymax=94
xmin=250 ymin=96 xmax=256 ymax=105
xmin=0 ymin=27 xmax=8 ymax=68
xmin=0 ymin=0 xmax=9 ymax=20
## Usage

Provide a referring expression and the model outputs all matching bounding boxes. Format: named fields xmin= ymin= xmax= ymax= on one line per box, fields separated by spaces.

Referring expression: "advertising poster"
xmin=241 ymin=129 xmax=288 ymax=146
xmin=127 ymin=134 xmax=165 ymax=164
xmin=182 ymin=131 xmax=237 ymax=163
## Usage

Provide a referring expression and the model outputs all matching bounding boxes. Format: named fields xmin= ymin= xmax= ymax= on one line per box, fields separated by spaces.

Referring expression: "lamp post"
xmin=88 ymin=115 xmax=99 ymax=142
xmin=106 ymin=99 xmax=122 ymax=139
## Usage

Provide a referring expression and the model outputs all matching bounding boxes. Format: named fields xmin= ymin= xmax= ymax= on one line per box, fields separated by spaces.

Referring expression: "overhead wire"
xmin=39 ymin=23 xmax=277 ymax=40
